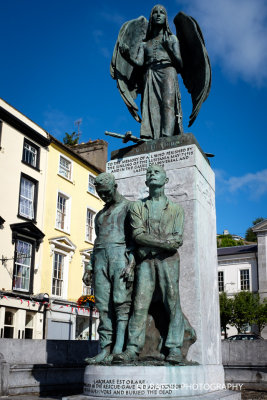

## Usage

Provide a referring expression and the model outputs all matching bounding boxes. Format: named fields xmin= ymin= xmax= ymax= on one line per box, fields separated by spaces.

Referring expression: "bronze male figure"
xmin=83 ymin=173 xmax=134 ymax=363
xmin=114 ymin=165 xmax=195 ymax=364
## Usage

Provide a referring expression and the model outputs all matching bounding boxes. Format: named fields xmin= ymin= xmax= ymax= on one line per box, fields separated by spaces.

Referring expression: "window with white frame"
xmin=3 ymin=310 xmax=15 ymax=338
xmin=25 ymin=312 xmax=34 ymax=339
xmin=49 ymin=237 xmax=75 ymax=299
xmin=85 ymin=209 xmax=95 ymax=242
xmin=19 ymin=176 xmax=36 ymax=220
xmin=22 ymin=139 xmax=39 ymax=168
xmin=52 ymin=252 xmax=64 ymax=297
xmin=218 ymin=271 xmax=224 ymax=292
xmin=56 ymin=193 xmax=70 ymax=232
xmin=240 ymin=269 xmax=250 ymax=290
xmin=88 ymin=174 xmax=96 ymax=195
xmin=13 ymin=240 xmax=32 ymax=292
xmin=59 ymin=155 xmax=72 ymax=180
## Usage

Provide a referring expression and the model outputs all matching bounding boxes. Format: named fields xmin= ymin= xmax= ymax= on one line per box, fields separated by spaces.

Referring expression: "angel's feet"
xmin=85 ymin=346 xmax=111 ymax=364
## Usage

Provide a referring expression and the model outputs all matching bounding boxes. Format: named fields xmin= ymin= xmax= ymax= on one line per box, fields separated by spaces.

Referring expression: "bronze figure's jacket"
xmin=130 ymin=196 xmax=184 ymax=260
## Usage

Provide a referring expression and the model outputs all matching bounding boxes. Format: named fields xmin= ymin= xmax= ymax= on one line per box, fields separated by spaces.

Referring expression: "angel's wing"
xmin=174 ymin=12 xmax=211 ymax=127
xmin=110 ymin=16 xmax=148 ymax=122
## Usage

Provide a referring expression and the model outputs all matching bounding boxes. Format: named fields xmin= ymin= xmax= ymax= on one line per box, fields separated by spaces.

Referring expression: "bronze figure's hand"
xmin=162 ymin=32 xmax=172 ymax=51
xmin=82 ymin=269 xmax=92 ymax=286
xmin=120 ymin=254 xmax=135 ymax=283
xmin=119 ymin=43 xmax=130 ymax=59
xmin=82 ymin=260 xmax=93 ymax=286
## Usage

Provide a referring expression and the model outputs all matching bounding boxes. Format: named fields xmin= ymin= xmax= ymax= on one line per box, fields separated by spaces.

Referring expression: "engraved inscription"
xmin=84 ymin=378 xmax=182 ymax=397
xmin=107 ymin=146 xmax=194 ymax=175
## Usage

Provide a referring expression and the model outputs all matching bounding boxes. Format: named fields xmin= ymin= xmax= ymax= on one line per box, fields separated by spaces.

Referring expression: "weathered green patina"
xmin=83 ymin=173 xmax=134 ymax=364
xmin=113 ymin=165 xmax=196 ymax=364
xmin=111 ymin=5 xmax=211 ymax=140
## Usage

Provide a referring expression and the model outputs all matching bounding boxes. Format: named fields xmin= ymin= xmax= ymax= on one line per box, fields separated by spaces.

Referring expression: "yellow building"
xmin=41 ymin=136 xmax=107 ymax=340
xmin=0 ymin=98 xmax=50 ymax=339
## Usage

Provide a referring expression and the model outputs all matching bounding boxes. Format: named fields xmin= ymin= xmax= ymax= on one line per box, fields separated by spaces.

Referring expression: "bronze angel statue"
xmin=110 ymin=4 xmax=211 ymax=140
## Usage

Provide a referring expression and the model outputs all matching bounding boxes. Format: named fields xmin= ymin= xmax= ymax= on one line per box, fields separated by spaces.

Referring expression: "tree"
xmin=63 ymin=132 xmax=79 ymax=146
xmin=231 ymin=291 xmax=259 ymax=333
xmin=217 ymin=234 xmax=244 ymax=248
xmin=253 ymin=296 xmax=267 ymax=333
xmin=245 ymin=217 xmax=264 ymax=242
xmin=219 ymin=292 xmax=233 ymax=338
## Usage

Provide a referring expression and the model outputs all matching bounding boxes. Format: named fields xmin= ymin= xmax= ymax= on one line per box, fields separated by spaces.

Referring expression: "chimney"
xmin=71 ymin=140 xmax=108 ymax=172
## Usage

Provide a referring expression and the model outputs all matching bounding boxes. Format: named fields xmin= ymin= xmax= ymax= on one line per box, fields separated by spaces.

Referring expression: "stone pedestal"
xmin=81 ymin=134 xmax=231 ymax=399
xmin=107 ymin=135 xmax=221 ymax=366
xmin=83 ymin=365 xmax=231 ymax=399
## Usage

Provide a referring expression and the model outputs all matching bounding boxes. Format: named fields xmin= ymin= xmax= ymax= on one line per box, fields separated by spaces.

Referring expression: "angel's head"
xmin=146 ymin=4 xmax=172 ymax=39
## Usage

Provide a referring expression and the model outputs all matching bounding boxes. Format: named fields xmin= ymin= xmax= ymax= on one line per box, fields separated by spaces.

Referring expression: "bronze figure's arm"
xmin=163 ymin=33 xmax=183 ymax=72
xmin=119 ymin=42 xmax=145 ymax=67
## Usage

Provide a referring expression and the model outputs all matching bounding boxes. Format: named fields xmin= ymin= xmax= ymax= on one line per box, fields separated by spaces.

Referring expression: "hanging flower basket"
xmin=77 ymin=295 xmax=95 ymax=306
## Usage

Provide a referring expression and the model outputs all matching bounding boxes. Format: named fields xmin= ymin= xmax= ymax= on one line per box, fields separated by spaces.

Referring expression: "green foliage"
xmin=245 ymin=217 xmax=264 ymax=242
xmin=253 ymin=296 xmax=267 ymax=333
xmin=217 ymin=234 xmax=244 ymax=248
xmin=231 ymin=291 xmax=267 ymax=334
xmin=219 ymin=292 xmax=233 ymax=338
xmin=231 ymin=291 xmax=257 ymax=333
xmin=220 ymin=291 xmax=267 ymax=335
xmin=253 ymin=217 xmax=265 ymax=225
xmin=63 ymin=132 xmax=79 ymax=146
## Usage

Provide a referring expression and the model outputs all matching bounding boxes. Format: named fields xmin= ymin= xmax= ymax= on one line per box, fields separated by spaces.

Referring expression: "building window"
xmin=25 ymin=313 xmax=34 ymax=339
xmin=56 ymin=193 xmax=70 ymax=232
xmin=52 ymin=252 xmax=64 ymax=297
xmin=59 ymin=155 xmax=72 ymax=180
xmin=22 ymin=139 xmax=39 ymax=169
xmin=13 ymin=240 xmax=32 ymax=292
xmin=218 ymin=271 xmax=224 ymax=292
xmin=88 ymin=174 xmax=96 ymax=195
xmin=3 ymin=310 xmax=15 ymax=338
xmin=240 ymin=269 xmax=250 ymax=290
xmin=19 ymin=175 xmax=37 ymax=220
xmin=86 ymin=209 xmax=95 ymax=242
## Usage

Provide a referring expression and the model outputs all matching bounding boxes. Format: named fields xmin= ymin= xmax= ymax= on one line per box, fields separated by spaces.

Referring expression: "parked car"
xmin=227 ymin=334 xmax=263 ymax=341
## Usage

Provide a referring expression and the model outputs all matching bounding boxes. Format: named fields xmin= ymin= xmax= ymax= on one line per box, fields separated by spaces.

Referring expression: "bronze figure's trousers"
xmin=128 ymin=252 xmax=184 ymax=352
xmin=94 ymin=246 xmax=132 ymax=349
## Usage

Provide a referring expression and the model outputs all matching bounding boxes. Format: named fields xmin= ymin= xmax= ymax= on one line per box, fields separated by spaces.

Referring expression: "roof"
xmin=218 ymin=244 xmax=257 ymax=256
xmin=252 ymin=218 xmax=267 ymax=233
xmin=0 ymin=98 xmax=50 ymax=147
xmin=49 ymin=134 xmax=103 ymax=174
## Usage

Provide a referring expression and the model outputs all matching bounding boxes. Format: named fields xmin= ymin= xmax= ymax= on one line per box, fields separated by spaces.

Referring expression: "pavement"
xmin=0 ymin=390 xmax=267 ymax=400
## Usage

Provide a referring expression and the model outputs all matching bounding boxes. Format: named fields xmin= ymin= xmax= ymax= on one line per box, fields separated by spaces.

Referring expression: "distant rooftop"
xmin=218 ymin=244 xmax=257 ymax=256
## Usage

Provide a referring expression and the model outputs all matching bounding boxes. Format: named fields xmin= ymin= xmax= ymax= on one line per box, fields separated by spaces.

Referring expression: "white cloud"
xmin=100 ymin=47 xmax=111 ymax=59
xmin=43 ymin=108 xmax=75 ymax=138
xmin=178 ymin=0 xmax=267 ymax=86
xmin=92 ymin=30 xmax=111 ymax=59
xmin=92 ymin=30 xmax=104 ymax=44
xmin=100 ymin=11 xmax=125 ymax=26
xmin=215 ymin=169 xmax=267 ymax=200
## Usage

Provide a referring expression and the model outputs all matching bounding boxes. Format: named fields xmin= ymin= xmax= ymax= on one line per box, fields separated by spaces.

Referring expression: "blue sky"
xmin=0 ymin=0 xmax=266 ymax=237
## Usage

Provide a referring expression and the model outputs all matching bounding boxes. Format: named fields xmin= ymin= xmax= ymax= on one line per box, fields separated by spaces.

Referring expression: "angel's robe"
xmin=140 ymin=36 xmax=183 ymax=139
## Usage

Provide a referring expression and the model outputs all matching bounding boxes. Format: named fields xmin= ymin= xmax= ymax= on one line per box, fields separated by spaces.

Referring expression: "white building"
xmin=217 ymin=219 xmax=267 ymax=339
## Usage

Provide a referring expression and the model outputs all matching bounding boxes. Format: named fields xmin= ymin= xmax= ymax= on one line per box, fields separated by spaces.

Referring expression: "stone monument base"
xmin=64 ymin=391 xmax=240 ymax=400
xmin=80 ymin=364 xmax=231 ymax=399
xmin=63 ymin=364 xmax=240 ymax=399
